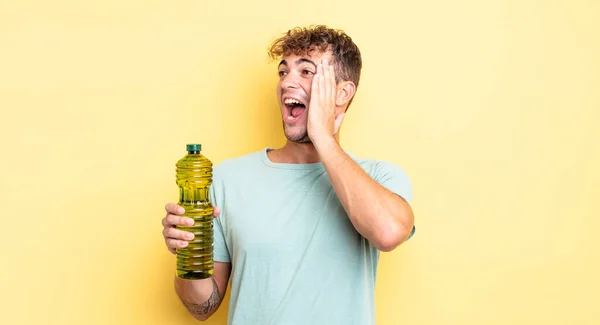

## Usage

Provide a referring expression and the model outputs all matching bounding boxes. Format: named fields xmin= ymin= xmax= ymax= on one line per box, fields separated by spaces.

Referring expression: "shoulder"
xmin=350 ymin=154 xmax=411 ymax=182
xmin=212 ymin=149 xmax=264 ymax=178
xmin=210 ymin=149 xmax=267 ymax=192
xmin=348 ymin=152 xmax=413 ymax=204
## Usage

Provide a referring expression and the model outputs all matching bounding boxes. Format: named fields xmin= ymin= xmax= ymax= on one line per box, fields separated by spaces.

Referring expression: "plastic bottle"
xmin=175 ymin=144 xmax=214 ymax=279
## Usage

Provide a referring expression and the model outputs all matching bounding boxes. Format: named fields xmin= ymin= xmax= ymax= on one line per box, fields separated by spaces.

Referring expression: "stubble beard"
xmin=282 ymin=121 xmax=312 ymax=144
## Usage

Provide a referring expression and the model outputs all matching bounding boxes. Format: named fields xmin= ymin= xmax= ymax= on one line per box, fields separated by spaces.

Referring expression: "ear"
xmin=335 ymin=81 xmax=356 ymax=108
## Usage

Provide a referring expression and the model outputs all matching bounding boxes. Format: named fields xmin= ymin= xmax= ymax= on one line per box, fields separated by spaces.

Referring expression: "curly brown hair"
xmin=268 ymin=25 xmax=362 ymax=88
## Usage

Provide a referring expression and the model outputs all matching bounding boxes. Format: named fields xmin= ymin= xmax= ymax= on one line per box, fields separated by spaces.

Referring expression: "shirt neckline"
xmin=259 ymin=147 xmax=359 ymax=170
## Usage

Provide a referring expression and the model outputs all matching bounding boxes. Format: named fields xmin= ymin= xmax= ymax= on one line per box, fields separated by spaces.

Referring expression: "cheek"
xmin=303 ymin=79 xmax=314 ymax=95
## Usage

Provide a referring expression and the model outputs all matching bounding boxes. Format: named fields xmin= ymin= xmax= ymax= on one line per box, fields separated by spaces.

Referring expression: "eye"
xmin=278 ymin=70 xmax=287 ymax=77
xmin=302 ymin=69 xmax=314 ymax=75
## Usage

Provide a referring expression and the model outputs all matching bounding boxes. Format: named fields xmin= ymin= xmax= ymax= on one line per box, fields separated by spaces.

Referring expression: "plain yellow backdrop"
xmin=1 ymin=1 xmax=598 ymax=324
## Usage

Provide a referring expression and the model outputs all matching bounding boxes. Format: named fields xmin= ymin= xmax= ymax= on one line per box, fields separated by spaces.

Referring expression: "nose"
xmin=280 ymin=71 xmax=300 ymax=89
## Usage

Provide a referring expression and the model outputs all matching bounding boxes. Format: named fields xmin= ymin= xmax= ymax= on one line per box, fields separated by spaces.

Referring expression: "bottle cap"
xmin=186 ymin=144 xmax=201 ymax=152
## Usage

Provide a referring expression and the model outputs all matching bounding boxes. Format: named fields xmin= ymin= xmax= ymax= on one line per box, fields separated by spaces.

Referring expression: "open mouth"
xmin=284 ymin=97 xmax=307 ymax=122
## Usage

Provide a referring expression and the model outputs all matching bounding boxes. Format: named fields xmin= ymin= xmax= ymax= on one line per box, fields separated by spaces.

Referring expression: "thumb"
xmin=213 ymin=206 xmax=221 ymax=218
xmin=334 ymin=113 xmax=345 ymax=134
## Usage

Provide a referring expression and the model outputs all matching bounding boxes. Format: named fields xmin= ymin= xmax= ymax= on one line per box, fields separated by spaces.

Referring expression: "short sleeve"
xmin=209 ymin=182 xmax=231 ymax=263
xmin=373 ymin=161 xmax=413 ymax=205
xmin=373 ymin=161 xmax=416 ymax=241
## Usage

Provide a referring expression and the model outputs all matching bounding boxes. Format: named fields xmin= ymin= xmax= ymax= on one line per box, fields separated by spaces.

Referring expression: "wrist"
xmin=313 ymin=135 xmax=340 ymax=157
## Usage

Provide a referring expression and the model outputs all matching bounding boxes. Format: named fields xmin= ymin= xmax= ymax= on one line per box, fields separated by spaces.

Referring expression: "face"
xmin=276 ymin=51 xmax=334 ymax=143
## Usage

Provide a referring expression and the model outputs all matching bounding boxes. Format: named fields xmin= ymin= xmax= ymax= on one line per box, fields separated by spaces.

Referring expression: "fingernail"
xmin=187 ymin=233 xmax=194 ymax=240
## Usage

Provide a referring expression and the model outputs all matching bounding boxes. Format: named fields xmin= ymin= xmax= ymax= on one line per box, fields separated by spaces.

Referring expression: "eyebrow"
xmin=296 ymin=58 xmax=317 ymax=67
xmin=278 ymin=58 xmax=317 ymax=68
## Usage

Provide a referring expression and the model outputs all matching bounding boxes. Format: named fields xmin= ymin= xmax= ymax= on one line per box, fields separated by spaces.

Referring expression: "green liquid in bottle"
xmin=175 ymin=144 xmax=214 ymax=280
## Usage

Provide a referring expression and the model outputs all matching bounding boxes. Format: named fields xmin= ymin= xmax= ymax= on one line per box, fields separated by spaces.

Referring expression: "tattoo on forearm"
xmin=180 ymin=277 xmax=221 ymax=315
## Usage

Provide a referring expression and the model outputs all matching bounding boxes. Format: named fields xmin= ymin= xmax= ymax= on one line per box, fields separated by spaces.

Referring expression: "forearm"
xmin=314 ymin=137 xmax=414 ymax=251
xmin=174 ymin=276 xmax=222 ymax=321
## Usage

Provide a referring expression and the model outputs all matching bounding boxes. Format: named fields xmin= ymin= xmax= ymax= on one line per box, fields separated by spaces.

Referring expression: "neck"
xmin=268 ymin=135 xmax=340 ymax=164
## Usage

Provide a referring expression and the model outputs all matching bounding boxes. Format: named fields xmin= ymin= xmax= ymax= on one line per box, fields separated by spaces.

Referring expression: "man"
xmin=161 ymin=25 xmax=416 ymax=324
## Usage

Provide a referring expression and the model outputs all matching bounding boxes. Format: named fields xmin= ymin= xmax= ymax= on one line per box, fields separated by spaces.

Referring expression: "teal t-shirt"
xmin=209 ymin=148 xmax=415 ymax=325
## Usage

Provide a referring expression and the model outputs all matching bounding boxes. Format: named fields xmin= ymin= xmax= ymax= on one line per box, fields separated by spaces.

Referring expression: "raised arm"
xmin=315 ymin=141 xmax=415 ymax=252
xmin=306 ymin=59 xmax=415 ymax=252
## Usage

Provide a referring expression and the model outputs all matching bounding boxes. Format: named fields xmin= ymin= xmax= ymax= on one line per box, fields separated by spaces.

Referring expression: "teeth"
xmin=286 ymin=116 xmax=295 ymax=120
xmin=284 ymin=98 xmax=302 ymax=105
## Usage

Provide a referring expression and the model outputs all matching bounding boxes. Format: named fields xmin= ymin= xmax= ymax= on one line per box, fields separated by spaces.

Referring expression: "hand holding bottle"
xmin=162 ymin=203 xmax=220 ymax=255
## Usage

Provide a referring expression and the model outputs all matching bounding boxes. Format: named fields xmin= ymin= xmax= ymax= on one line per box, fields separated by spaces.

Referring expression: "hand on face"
xmin=307 ymin=59 xmax=345 ymax=143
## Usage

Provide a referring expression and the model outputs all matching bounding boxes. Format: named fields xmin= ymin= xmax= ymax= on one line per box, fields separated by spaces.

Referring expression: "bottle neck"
xmin=187 ymin=151 xmax=200 ymax=154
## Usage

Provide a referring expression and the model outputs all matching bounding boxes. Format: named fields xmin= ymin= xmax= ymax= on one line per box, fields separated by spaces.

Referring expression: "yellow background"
xmin=1 ymin=1 xmax=598 ymax=324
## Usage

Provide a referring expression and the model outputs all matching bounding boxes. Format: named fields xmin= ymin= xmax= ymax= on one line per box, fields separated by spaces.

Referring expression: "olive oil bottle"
xmin=175 ymin=144 xmax=214 ymax=279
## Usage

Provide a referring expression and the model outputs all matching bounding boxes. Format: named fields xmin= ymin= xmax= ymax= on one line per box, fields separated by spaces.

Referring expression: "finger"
xmin=322 ymin=60 xmax=330 ymax=100
xmin=163 ymin=227 xmax=195 ymax=240
xmin=329 ymin=63 xmax=336 ymax=83
xmin=311 ymin=72 xmax=319 ymax=103
xmin=213 ymin=206 xmax=221 ymax=218
xmin=322 ymin=61 xmax=328 ymax=98
xmin=329 ymin=64 xmax=336 ymax=101
xmin=319 ymin=63 xmax=326 ymax=102
xmin=166 ymin=238 xmax=188 ymax=249
xmin=165 ymin=203 xmax=185 ymax=215
xmin=329 ymin=65 xmax=336 ymax=101
xmin=165 ymin=214 xmax=194 ymax=227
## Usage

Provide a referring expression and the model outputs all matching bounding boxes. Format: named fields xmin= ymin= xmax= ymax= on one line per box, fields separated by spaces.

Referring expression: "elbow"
xmin=190 ymin=313 xmax=211 ymax=322
xmin=374 ymin=231 xmax=403 ymax=252
xmin=374 ymin=215 xmax=414 ymax=252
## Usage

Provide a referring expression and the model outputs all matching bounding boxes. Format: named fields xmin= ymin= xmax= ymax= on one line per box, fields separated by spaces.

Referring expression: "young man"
xmin=161 ymin=25 xmax=416 ymax=324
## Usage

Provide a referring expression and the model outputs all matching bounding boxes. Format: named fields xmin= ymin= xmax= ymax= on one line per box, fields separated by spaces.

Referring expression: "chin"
xmin=283 ymin=124 xmax=311 ymax=143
